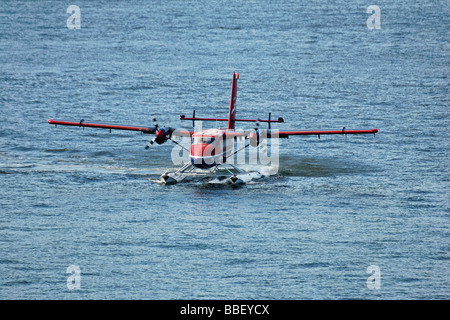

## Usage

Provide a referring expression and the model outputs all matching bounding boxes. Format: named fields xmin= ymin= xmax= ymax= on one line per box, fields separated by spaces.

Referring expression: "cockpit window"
xmin=192 ymin=136 xmax=215 ymax=144
xmin=203 ymin=137 xmax=215 ymax=144
xmin=192 ymin=137 xmax=202 ymax=144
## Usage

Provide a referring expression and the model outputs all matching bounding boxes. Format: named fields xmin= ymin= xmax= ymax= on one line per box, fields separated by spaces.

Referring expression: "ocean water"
xmin=0 ymin=0 xmax=448 ymax=299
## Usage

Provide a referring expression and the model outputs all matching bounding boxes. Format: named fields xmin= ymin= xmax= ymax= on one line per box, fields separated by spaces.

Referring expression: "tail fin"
xmin=227 ymin=72 xmax=239 ymax=130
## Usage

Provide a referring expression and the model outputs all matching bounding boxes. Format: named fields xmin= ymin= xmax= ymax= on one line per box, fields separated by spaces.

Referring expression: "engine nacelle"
xmin=249 ymin=131 xmax=260 ymax=147
xmin=249 ymin=129 xmax=268 ymax=147
xmin=154 ymin=127 xmax=172 ymax=144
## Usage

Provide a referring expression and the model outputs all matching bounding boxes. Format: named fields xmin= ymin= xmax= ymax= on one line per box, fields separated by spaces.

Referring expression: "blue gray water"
xmin=0 ymin=0 xmax=448 ymax=299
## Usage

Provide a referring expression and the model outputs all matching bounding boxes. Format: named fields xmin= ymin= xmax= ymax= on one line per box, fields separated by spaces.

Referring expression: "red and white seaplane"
xmin=48 ymin=72 xmax=378 ymax=185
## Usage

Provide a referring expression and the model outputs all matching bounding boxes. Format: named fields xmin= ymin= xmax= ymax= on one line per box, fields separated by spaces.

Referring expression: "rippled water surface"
xmin=0 ymin=0 xmax=448 ymax=299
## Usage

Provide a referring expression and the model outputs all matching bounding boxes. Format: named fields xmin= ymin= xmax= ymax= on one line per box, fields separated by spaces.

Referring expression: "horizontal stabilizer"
xmin=180 ymin=115 xmax=284 ymax=123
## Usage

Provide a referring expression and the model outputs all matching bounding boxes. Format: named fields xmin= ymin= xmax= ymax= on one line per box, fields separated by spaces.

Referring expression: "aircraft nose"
xmin=191 ymin=143 xmax=204 ymax=157
xmin=190 ymin=143 xmax=216 ymax=157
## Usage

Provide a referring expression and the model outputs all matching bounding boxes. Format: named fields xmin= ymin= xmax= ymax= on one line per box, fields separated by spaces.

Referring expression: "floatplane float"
xmin=48 ymin=72 xmax=378 ymax=185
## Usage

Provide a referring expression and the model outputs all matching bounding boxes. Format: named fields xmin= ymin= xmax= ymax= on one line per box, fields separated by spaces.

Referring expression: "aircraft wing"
xmin=223 ymin=128 xmax=378 ymax=139
xmin=48 ymin=119 xmax=195 ymax=137
xmin=48 ymin=119 xmax=157 ymax=134
xmin=170 ymin=129 xmax=195 ymax=137
xmin=276 ymin=128 xmax=378 ymax=138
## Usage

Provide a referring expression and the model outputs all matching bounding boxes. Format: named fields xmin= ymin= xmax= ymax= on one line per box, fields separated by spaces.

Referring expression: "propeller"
xmin=145 ymin=136 xmax=157 ymax=149
xmin=249 ymin=118 xmax=261 ymax=147
xmin=255 ymin=118 xmax=260 ymax=131
xmin=152 ymin=114 xmax=159 ymax=130
xmin=144 ymin=115 xmax=175 ymax=149
xmin=145 ymin=115 xmax=159 ymax=149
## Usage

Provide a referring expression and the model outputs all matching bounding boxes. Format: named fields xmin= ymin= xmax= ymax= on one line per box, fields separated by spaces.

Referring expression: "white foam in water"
xmin=205 ymin=165 xmax=276 ymax=185
xmin=237 ymin=164 xmax=279 ymax=177
xmin=256 ymin=165 xmax=279 ymax=176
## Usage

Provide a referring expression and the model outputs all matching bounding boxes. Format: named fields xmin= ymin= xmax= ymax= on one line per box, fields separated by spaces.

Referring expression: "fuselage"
xmin=190 ymin=129 xmax=233 ymax=168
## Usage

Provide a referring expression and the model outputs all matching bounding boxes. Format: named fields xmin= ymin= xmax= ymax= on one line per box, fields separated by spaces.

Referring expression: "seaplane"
xmin=48 ymin=72 xmax=378 ymax=185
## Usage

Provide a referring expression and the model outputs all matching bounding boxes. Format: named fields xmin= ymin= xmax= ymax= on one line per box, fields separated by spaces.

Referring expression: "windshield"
xmin=192 ymin=136 xmax=215 ymax=144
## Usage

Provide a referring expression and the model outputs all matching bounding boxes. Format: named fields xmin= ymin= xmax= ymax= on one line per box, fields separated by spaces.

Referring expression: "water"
xmin=0 ymin=0 xmax=448 ymax=299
